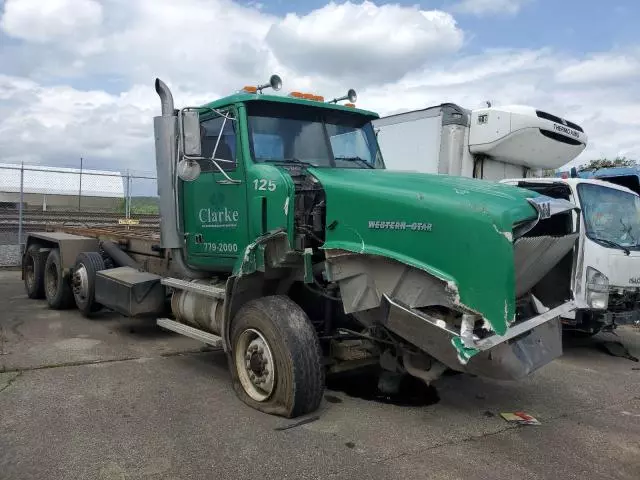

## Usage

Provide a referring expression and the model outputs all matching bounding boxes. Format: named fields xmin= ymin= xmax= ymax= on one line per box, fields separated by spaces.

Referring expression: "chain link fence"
xmin=0 ymin=163 xmax=159 ymax=267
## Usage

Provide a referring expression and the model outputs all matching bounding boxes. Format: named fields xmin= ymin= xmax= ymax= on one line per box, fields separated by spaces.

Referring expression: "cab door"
xmin=181 ymin=108 xmax=249 ymax=271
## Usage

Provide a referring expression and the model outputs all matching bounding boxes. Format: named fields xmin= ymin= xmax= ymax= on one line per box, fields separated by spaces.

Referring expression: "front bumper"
xmin=565 ymin=308 xmax=640 ymax=329
xmin=604 ymin=310 xmax=640 ymax=326
xmin=381 ymin=295 xmax=575 ymax=380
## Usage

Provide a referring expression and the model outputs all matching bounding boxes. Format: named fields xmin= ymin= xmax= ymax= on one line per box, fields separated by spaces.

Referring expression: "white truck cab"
xmin=501 ymin=177 xmax=640 ymax=333
xmin=375 ymin=103 xmax=640 ymax=334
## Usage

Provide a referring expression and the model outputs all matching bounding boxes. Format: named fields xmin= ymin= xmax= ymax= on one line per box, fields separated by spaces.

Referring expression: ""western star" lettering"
xmin=368 ymin=220 xmax=432 ymax=232
xmin=199 ymin=207 xmax=239 ymax=226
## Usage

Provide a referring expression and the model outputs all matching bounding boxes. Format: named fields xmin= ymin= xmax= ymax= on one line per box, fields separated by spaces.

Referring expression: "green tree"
xmin=578 ymin=156 xmax=637 ymax=172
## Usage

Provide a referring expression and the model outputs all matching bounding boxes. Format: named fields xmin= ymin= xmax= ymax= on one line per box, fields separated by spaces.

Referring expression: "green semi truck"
xmin=22 ymin=76 xmax=579 ymax=418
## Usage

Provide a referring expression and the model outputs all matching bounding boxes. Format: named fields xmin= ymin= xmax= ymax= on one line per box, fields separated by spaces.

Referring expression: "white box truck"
xmin=374 ymin=104 xmax=640 ymax=335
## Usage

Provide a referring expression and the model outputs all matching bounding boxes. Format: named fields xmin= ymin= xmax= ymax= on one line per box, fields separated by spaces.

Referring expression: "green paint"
xmin=309 ymin=168 xmax=539 ymax=335
xmin=451 ymin=337 xmax=480 ymax=363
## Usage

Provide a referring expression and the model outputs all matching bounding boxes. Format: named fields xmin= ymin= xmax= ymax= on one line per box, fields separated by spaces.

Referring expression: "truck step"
xmin=157 ymin=318 xmax=223 ymax=347
xmin=161 ymin=277 xmax=225 ymax=299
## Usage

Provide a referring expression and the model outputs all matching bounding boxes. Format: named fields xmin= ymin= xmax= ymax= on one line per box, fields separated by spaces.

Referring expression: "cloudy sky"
xmin=0 ymin=0 xmax=638 ymax=175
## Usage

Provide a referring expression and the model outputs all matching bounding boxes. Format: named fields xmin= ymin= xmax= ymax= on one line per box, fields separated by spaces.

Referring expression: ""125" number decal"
xmin=253 ymin=179 xmax=276 ymax=192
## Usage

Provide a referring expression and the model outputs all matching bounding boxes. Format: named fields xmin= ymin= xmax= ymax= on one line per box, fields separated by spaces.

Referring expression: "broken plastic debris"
xmin=274 ymin=415 xmax=320 ymax=431
xmin=500 ymin=412 xmax=541 ymax=425
xmin=460 ymin=315 xmax=477 ymax=349
xmin=451 ymin=337 xmax=479 ymax=365
xmin=601 ymin=341 xmax=639 ymax=362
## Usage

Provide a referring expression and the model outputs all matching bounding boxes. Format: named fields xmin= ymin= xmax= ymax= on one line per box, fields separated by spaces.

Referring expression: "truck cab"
xmin=176 ymin=87 xmax=383 ymax=272
xmin=501 ymin=175 xmax=640 ymax=334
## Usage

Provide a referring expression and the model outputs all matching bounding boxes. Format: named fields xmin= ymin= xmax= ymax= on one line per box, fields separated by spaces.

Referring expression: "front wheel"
xmin=230 ymin=296 xmax=324 ymax=418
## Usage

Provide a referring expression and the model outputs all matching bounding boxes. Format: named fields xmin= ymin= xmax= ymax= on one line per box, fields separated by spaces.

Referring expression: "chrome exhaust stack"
xmin=154 ymin=78 xmax=208 ymax=279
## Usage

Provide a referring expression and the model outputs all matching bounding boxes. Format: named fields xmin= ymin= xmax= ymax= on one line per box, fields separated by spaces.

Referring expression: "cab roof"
xmin=198 ymin=92 xmax=380 ymax=119
xmin=501 ymin=177 xmax=639 ymax=196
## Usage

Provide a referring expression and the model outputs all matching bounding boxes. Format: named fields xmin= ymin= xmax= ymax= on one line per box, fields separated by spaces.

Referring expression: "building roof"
xmin=0 ymin=163 xmax=125 ymax=197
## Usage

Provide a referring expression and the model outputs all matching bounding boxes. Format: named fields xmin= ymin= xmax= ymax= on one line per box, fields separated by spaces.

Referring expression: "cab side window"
xmin=200 ymin=114 xmax=237 ymax=172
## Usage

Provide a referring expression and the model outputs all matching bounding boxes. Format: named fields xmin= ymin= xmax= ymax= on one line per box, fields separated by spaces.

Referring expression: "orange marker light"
xmin=243 ymin=86 xmax=258 ymax=93
xmin=345 ymin=103 xmax=356 ymax=108
xmin=289 ymin=91 xmax=305 ymax=98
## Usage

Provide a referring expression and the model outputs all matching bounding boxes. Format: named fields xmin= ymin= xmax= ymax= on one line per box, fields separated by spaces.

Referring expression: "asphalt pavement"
xmin=0 ymin=270 xmax=639 ymax=480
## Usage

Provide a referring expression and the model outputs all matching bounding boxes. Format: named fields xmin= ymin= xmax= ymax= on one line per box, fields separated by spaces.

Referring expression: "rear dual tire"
xmin=23 ymin=243 xmax=47 ymax=299
xmin=44 ymin=248 xmax=75 ymax=310
xmin=72 ymin=252 xmax=105 ymax=316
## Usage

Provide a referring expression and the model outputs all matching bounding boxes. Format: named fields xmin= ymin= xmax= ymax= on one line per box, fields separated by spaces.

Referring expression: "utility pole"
xmin=126 ymin=170 xmax=132 ymax=219
xmin=18 ymin=162 xmax=24 ymax=254
xmin=78 ymin=157 xmax=83 ymax=211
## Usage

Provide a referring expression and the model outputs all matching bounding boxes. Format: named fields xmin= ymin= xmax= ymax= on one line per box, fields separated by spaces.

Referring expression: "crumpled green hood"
xmin=308 ymin=168 xmax=540 ymax=335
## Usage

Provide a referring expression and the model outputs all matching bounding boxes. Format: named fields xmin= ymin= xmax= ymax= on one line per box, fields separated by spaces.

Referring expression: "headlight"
xmin=586 ymin=267 xmax=609 ymax=310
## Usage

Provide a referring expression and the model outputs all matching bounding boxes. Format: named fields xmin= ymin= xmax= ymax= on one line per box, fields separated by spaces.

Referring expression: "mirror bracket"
xmin=177 ymin=107 xmax=241 ymax=185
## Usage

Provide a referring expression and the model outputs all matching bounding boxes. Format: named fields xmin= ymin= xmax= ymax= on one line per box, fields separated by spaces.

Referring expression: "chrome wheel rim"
xmin=234 ymin=328 xmax=276 ymax=402
xmin=72 ymin=264 xmax=89 ymax=303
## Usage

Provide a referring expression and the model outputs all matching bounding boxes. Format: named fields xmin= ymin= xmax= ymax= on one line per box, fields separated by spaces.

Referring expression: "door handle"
xmin=217 ymin=178 xmax=242 ymax=185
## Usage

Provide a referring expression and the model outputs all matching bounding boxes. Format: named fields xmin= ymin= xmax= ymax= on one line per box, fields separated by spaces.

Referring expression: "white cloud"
xmin=0 ymin=74 xmax=217 ymax=172
xmin=266 ymin=1 xmax=464 ymax=83
xmin=0 ymin=0 xmax=638 ymax=173
xmin=1 ymin=0 xmax=103 ymax=44
xmin=451 ymin=0 xmax=531 ymax=16
xmin=556 ymin=53 xmax=640 ymax=84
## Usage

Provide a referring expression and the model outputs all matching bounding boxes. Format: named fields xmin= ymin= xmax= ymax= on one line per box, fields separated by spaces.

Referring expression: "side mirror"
xmin=182 ymin=110 xmax=202 ymax=157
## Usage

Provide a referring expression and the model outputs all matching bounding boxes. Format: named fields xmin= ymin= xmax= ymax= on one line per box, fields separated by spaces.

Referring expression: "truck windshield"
xmin=578 ymin=183 xmax=640 ymax=249
xmin=247 ymin=102 xmax=383 ymax=169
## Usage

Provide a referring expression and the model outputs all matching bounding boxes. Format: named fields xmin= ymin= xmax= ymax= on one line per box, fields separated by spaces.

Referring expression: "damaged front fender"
xmin=309 ymin=167 xmax=545 ymax=336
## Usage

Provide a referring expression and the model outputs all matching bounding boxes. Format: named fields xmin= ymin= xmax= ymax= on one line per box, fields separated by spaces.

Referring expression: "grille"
xmin=608 ymin=287 xmax=640 ymax=313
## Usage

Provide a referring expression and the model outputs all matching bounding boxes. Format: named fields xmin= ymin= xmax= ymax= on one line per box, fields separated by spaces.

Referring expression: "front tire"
xmin=230 ymin=296 xmax=324 ymax=418
xmin=44 ymin=248 xmax=75 ymax=310
xmin=72 ymin=252 xmax=105 ymax=316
